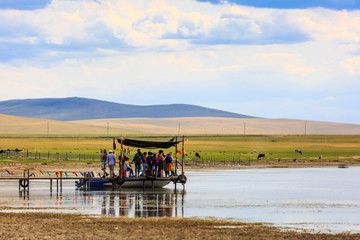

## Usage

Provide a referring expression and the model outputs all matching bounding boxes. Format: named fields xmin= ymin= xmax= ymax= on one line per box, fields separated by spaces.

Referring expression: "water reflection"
xmin=15 ymin=187 xmax=185 ymax=218
xmin=96 ymin=189 xmax=184 ymax=217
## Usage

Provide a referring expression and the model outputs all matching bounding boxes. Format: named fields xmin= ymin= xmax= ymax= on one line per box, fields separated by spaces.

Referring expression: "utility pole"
xmin=244 ymin=122 xmax=246 ymax=136
xmin=47 ymin=121 xmax=49 ymax=138
xmin=107 ymin=122 xmax=109 ymax=137
xmin=304 ymin=121 xmax=307 ymax=136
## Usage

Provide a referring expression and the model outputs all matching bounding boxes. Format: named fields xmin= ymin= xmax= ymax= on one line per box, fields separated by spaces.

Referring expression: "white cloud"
xmin=0 ymin=0 xmax=359 ymax=123
xmin=341 ymin=56 xmax=360 ymax=75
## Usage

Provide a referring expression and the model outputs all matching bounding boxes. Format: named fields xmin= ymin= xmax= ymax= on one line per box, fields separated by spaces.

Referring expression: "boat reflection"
xmin=98 ymin=189 xmax=185 ymax=217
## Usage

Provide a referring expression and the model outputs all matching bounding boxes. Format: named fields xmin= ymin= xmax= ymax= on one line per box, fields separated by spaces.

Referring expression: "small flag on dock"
xmin=47 ymin=172 xmax=51 ymax=176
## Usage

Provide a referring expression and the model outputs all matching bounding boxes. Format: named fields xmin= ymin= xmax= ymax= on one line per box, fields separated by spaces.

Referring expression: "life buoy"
xmin=178 ymin=175 xmax=187 ymax=184
xmin=20 ymin=179 xmax=29 ymax=188
xmin=115 ymin=176 xmax=125 ymax=185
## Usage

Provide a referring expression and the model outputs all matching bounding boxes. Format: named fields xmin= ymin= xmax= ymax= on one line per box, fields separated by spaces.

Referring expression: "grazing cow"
xmin=0 ymin=149 xmax=22 ymax=153
xmin=293 ymin=158 xmax=297 ymax=162
xmin=257 ymin=153 xmax=265 ymax=160
xmin=195 ymin=152 xmax=201 ymax=159
xmin=319 ymin=155 xmax=322 ymax=159
xmin=295 ymin=150 xmax=302 ymax=155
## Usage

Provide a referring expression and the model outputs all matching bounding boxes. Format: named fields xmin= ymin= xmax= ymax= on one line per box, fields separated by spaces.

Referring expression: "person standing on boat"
xmin=100 ymin=149 xmax=108 ymax=178
xmin=147 ymin=152 xmax=154 ymax=176
xmin=158 ymin=150 xmax=165 ymax=177
xmin=141 ymin=152 xmax=147 ymax=176
xmin=132 ymin=149 xmax=142 ymax=177
xmin=107 ymin=150 xmax=116 ymax=178
xmin=165 ymin=152 xmax=174 ymax=177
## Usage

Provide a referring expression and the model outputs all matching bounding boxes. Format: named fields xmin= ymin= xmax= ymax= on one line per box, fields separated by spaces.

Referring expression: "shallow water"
xmin=0 ymin=167 xmax=359 ymax=233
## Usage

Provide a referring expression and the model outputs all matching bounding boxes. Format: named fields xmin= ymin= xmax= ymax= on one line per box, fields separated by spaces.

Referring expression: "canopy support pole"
xmin=181 ymin=136 xmax=184 ymax=177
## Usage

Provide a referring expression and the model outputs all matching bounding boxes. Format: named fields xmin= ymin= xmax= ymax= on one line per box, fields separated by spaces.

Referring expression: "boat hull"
xmin=77 ymin=177 xmax=172 ymax=189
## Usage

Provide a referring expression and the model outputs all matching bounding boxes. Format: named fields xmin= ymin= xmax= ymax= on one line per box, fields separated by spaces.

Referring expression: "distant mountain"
xmin=0 ymin=97 xmax=256 ymax=121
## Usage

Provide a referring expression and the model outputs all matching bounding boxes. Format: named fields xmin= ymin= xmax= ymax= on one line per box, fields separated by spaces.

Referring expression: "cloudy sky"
xmin=1 ymin=0 xmax=360 ymax=123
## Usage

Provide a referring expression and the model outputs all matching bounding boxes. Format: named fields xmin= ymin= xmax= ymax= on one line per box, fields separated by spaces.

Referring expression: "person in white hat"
xmin=107 ymin=149 xmax=116 ymax=178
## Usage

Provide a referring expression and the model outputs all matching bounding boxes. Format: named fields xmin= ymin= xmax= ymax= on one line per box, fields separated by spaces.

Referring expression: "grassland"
xmin=0 ymin=135 xmax=359 ymax=167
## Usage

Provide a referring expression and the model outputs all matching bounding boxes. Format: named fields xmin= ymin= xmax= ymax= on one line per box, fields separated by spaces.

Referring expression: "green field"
xmin=0 ymin=135 xmax=359 ymax=164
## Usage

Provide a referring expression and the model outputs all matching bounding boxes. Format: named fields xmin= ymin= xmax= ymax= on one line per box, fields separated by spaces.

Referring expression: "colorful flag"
xmin=40 ymin=171 xmax=44 ymax=176
xmin=177 ymin=150 xmax=182 ymax=155
xmin=22 ymin=169 xmax=27 ymax=173
xmin=113 ymin=139 xmax=116 ymax=150
xmin=65 ymin=172 xmax=69 ymax=177
xmin=11 ymin=172 xmax=15 ymax=176
xmin=6 ymin=170 xmax=11 ymax=175
xmin=34 ymin=170 xmax=39 ymax=174
xmin=29 ymin=173 xmax=35 ymax=177
xmin=72 ymin=172 xmax=77 ymax=176
xmin=47 ymin=172 xmax=51 ymax=176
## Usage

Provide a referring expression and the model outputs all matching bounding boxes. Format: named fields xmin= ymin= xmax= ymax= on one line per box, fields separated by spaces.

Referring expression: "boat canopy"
xmin=118 ymin=137 xmax=181 ymax=149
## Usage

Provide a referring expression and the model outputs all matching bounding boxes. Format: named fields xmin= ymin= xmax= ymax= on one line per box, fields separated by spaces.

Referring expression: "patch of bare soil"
xmin=0 ymin=212 xmax=359 ymax=240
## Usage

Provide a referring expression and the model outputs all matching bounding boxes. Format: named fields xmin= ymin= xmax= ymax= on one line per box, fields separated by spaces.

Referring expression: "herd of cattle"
xmin=1 ymin=149 xmax=323 ymax=161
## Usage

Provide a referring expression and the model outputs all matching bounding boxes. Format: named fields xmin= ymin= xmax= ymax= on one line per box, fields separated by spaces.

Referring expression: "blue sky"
xmin=0 ymin=0 xmax=360 ymax=123
xmin=197 ymin=0 xmax=360 ymax=10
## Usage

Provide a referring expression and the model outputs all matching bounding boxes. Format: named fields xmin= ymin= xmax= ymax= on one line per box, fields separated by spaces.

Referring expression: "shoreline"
xmin=0 ymin=212 xmax=359 ymax=239
xmin=0 ymin=161 xmax=358 ymax=173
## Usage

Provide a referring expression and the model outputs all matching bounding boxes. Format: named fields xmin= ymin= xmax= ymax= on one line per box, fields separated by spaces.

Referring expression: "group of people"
xmin=100 ymin=148 xmax=177 ymax=178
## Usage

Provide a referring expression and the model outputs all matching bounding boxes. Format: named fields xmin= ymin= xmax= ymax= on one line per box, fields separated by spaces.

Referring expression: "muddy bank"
xmin=1 ymin=212 xmax=359 ymax=240
xmin=0 ymin=160 xmax=358 ymax=174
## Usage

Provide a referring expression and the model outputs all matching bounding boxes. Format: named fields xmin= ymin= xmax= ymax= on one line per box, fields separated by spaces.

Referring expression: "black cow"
xmin=195 ymin=152 xmax=201 ymax=158
xmin=257 ymin=153 xmax=265 ymax=160
xmin=0 ymin=148 xmax=22 ymax=153
xmin=295 ymin=150 xmax=302 ymax=155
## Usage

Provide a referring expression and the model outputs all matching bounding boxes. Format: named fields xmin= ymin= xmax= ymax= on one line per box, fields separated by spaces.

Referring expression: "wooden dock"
xmin=0 ymin=171 xmax=186 ymax=192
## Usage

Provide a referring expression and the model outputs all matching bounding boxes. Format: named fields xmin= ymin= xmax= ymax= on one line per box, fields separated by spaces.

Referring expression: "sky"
xmin=0 ymin=0 xmax=360 ymax=123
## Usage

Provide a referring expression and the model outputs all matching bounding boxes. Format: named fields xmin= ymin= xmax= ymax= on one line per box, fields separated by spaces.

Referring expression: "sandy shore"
xmin=1 ymin=212 xmax=359 ymax=240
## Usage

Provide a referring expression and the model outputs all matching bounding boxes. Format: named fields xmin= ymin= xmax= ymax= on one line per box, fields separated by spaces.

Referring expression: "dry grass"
xmin=1 ymin=212 xmax=359 ymax=240
xmin=1 ymin=113 xmax=360 ymax=135
xmin=74 ymin=117 xmax=360 ymax=135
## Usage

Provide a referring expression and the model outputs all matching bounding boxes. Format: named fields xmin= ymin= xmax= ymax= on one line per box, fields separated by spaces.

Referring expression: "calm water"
xmin=0 ymin=167 xmax=359 ymax=233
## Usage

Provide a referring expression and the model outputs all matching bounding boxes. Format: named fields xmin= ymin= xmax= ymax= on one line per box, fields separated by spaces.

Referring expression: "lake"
xmin=0 ymin=167 xmax=359 ymax=233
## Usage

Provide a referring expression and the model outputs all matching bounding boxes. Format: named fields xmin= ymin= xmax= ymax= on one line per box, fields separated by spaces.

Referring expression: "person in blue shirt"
xmin=107 ymin=150 xmax=116 ymax=178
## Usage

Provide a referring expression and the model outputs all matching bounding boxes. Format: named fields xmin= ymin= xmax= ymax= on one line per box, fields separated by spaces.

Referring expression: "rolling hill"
xmin=1 ymin=114 xmax=360 ymax=135
xmin=0 ymin=97 xmax=255 ymax=121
